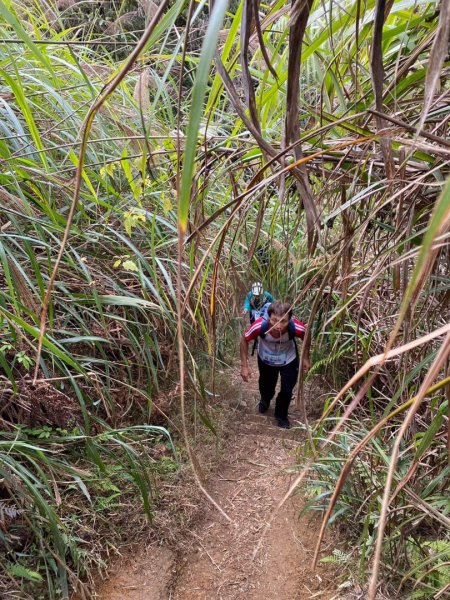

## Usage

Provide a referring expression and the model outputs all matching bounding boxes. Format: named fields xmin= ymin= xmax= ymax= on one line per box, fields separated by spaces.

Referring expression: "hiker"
xmin=242 ymin=282 xmax=274 ymax=324
xmin=239 ymin=301 xmax=309 ymax=429
xmin=242 ymin=282 xmax=274 ymax=357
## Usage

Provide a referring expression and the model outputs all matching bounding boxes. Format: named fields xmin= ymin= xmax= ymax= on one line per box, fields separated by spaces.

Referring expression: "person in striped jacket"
xmin=239 ymin=301 xmax=309 ymax=429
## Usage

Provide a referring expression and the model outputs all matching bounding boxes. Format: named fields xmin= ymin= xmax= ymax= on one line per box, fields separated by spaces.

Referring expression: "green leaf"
xmin=396 ymin=177 xmax=450 ymax=329
xmin=414 ymin=400 xmax=447 ymax=460
xmin=0 ymin=307 xmax=83 ymax=372
xmin=122 ymin=259 xmax=139 ymax=272
xmin=179 ymin=0 xmax=228 ymax=235
xmin=96 ymin=295 xmax=162 ymax=310
xmin=0 ymin=1 xmax=52 ymax=72
xmin=8 ymin=563 xmax=43 ymax=582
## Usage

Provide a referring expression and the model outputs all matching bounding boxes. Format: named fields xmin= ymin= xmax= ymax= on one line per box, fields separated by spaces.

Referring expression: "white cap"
xmin=251 ymin=282 xmax=263 ymax=296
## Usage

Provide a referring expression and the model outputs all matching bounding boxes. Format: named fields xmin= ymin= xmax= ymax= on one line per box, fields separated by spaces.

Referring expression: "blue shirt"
xmin=243 ymin=291 xmax=274 ymax=311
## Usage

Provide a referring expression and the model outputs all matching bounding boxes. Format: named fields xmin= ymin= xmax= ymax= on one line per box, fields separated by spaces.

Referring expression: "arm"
xmin=243 ymin=292 xmax=252 ymax=313
xmin=293 ymin=318 xmax=306 ymax=340
xmin=240 ymin=319 xmax=261 ymax=380
xmin=301 ymin=354 xmax=310 ymax=373
xmin=266 ymin=292 xmax=274 ymax=302
xmin=240 ymin=336 xmax=251 ymax=381
xmin=293 ymin=318 xmax=310 ymax=373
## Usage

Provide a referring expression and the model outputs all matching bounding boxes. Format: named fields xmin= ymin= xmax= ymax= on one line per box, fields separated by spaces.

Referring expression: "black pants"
xmin=258 ymin=356 xmax=299 ymax=420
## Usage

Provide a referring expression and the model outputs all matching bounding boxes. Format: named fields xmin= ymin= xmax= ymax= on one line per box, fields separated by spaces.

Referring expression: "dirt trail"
xmin=96 ymin=371 xmax=340 ymax=600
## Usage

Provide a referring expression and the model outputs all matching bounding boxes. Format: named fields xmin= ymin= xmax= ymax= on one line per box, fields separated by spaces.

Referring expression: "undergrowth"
xmin=0 ymin=425 xmax=177 ymax=599
xmin=1 ymin=0 xmax=450 ymax=597
xmin=301 ymin=402 xmax=450 ymax=599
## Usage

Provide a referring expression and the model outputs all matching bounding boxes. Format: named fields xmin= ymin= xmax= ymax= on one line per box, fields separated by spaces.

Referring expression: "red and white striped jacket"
xmin=244 ymin=317 xmax=306 ymax=342
xmin=244 ymin=317 xmax=306 ymax=366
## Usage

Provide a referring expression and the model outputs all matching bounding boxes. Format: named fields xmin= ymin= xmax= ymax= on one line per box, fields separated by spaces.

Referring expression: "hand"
xmin=240 ymin=366 xmax=251 ymax=381
xmin=242 ymin=309 xmax=248 ymax=315
xmin=302 ymin=358 xmax=310 ymax=374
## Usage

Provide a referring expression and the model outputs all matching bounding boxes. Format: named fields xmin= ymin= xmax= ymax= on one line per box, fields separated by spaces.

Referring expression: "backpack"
xmin=249 ymin=291 xmax=270 ymax=310
xmin=259 ymin=302 xmax=271 ymax=321
xmin=260 ymin=319 xmax=296 ymax=340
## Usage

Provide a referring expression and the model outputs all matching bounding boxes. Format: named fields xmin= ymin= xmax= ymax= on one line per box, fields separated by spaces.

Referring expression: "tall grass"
xmin=0 ymin=0 xmax=449 ymax=597
xmin=0 ymin=1 xmax=200 ymax=596
xmin=183 ymin=0 xmax=450 ymax=596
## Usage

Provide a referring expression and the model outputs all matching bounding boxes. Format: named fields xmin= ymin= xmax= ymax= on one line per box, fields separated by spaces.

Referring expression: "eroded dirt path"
xmin=96 ymin=372 xmax=339 ymax=600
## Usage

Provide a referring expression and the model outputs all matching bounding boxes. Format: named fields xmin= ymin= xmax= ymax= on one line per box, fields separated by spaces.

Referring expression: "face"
xmin=268 ymin=314 xmax=289 ymax=335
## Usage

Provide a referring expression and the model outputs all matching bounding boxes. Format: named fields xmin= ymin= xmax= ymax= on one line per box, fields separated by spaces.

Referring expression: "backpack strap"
xmin=288 ymin=320 xmax=295 ymax=340
xmin=250 ymin=294 xmax=262 ymax=310
xmin=259 ymin=319 xmax=270 ymax=338
xmin=251 ymin=291 xmax=271 ymax=311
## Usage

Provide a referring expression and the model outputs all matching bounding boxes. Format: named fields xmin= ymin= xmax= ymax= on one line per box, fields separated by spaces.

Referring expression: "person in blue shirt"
xmin=242 ymin=282 xmax=274 ymax=324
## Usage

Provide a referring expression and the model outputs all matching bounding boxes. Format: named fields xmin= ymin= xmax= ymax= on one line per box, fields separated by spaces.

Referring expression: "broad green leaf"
xmin=178 ymin=0 xmax=228 ymax=235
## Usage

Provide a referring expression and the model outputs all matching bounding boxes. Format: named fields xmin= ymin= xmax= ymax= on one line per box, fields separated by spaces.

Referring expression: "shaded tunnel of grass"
xmin=0 ymin=0 xmax=449 ymax=597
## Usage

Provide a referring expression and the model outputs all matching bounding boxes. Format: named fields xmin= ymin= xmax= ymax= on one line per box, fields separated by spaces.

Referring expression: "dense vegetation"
xmin=0 ymin=0 xmax=449 ymax=598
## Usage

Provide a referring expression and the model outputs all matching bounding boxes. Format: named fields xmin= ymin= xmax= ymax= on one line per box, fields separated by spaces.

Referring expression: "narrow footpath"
xmin=96 ymin=368 xmax=341 ymax=599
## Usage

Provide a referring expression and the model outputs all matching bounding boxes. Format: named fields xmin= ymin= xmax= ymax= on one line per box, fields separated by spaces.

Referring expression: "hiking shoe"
xmin=258 ymin=401 xmax=269 ymax=414
xmin=276 ymin=417 xmax=290 ymax=429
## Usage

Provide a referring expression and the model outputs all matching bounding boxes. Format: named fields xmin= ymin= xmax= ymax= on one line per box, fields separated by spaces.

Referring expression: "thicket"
xmin=0 ymin=0 xmax=449 ymax=598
